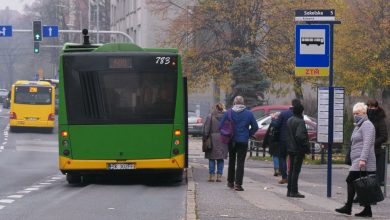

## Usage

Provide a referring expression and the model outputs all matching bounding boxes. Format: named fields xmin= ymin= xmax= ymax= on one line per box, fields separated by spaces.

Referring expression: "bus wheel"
xmin=66 ymin=173 xmax=82 ymax=184
xmin=171 ymin=170 xmax=184 ymax=183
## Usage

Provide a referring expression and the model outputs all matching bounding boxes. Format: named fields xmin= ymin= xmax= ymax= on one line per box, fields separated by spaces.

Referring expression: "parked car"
xmin=0 ymin=89 xmax=8 ymax=103
xmin=250 ymin=105 xmax=290 ymax=120
xmin=188 ymin=112 xmax=203 ymax=136
xmin=253 ymin=114 xmax=317 ymax=143
xmin=2 ymin=91 xmax=10 ymax=109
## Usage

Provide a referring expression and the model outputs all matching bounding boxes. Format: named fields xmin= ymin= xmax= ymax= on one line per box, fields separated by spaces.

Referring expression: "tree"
xmin=148 ymin=0 xmax=276 ymax=102
xmin=229 ymin=54 xmax=270 ymax=107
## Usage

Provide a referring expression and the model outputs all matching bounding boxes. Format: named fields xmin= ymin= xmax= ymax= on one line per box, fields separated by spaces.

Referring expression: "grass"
xmin=249 ymin=154 xmax=347 ymax=165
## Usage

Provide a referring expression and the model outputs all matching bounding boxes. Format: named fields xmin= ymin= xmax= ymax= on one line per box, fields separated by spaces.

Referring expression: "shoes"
xmin=335 ymin=204 xmax=352 ymax=215
xmin=355 ymin=206 xmax=372 ymax=217
xmin=274 ymin=169 xmax=279 ymax=177
xmin=208 ymin=174 xmax=215 ymax=182
xmin=353 ymin=196 xmax=359 ymax=203
xmin=227 ymin=182 xmax=234 ymax=189
xmin=278 ymin=179 xmax=288 ymax=184
xmin=289 ymin=192 xmax=305 ymax=198
xmin=234 ymin=184 xmax=244 ymax=191
xmin=216 ymin=174 xmax=222 ymax=182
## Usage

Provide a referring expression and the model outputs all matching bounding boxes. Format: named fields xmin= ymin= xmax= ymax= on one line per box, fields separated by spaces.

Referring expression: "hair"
xmin=233 ymin=96 xmax=244 ymax=105
xmin=215 ymin=103 xmax=225 ymax=112
xmin=291 ymin=98 xmax=301 ymax=107
xmin=353 ymin=102 xmax=367 ymax=114
xmin=293 ymin=104 xmax=304 ymax=115
xmin=366 ymin=98 xmax=379 ymax=107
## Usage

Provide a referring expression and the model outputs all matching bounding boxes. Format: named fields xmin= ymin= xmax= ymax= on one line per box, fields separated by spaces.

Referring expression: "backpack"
xmin=220 ymin=109 xmax=234 ymax=144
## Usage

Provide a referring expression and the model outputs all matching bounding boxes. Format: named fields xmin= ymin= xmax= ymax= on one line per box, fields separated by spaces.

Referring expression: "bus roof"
xmin=13 ymin=80 xmax=52 ymax=86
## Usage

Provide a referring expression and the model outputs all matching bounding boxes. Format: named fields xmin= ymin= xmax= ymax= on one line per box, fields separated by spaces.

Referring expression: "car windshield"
xmin=188 ymin=112 xmax=197 ymax=117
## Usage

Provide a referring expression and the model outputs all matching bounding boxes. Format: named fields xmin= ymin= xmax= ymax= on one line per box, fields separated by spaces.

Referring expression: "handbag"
xmin=202 ymin=137 xmax=212 ymax=152
xmin=353 ymin=170 xmax=384 ymax=205
xmin=202 ymin=115 xmax=213 ymax=152
xmin=220 ymin=109 xmax=234 ymax=144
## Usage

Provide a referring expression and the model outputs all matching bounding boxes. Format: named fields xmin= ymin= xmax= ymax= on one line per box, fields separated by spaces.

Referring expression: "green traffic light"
xmin=35 ymin=34 xmax=40 ymax=40
xmin=34 ymin=48 xmax=39 ymax=53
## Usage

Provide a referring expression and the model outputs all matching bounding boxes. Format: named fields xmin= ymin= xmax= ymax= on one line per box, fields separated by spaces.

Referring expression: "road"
xmin=0 ymin=107 xmax=186 ymax=220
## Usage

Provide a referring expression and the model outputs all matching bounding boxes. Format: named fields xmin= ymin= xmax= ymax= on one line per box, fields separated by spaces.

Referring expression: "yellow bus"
xmin=10 ymin=80 xmax=56 ymax=132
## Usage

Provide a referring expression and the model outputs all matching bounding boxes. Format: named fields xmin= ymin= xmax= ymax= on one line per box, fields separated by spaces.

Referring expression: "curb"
xmin=186 ymin=165 xmax=198 ymax=220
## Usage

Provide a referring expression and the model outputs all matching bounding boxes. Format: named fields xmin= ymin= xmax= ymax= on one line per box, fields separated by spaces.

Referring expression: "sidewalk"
xmin=188 ymin=137 xmax=390 ymax=220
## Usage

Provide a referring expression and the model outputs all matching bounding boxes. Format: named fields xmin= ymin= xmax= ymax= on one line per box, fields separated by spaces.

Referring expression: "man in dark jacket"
xmin=219 ymin=96 xmax=258 ymax=191
xmin=367 ymin=99 xmax=388 ymax=186
xmin=273 ymin=99 xmax=301 ymax=184
xmin=286 ymin=104 xmax=310 ymax=198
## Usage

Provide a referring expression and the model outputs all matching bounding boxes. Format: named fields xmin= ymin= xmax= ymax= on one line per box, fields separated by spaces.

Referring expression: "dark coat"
xmin=274 ymin=107 xmax=293 ymax=142
xmin=286 ymin=115 xmax=310 ymax=155
xmin=368 ymin=107 xmax=388 ymax=155
xmin=203 ymin=111 xmax=229 ymax=160
xmin=262 ymin=118 xmax=280 ymax=156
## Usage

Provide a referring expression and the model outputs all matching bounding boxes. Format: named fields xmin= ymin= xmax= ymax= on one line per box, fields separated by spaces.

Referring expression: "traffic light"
xmin=32 ymin=20 xmax=42 ymax=41
xmin=34 ymin=41 xmax=39 ymax=54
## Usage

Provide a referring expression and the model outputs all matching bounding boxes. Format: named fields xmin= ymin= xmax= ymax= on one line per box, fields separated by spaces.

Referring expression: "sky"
xmin=0 ymin=0 xmax=35 ymax=14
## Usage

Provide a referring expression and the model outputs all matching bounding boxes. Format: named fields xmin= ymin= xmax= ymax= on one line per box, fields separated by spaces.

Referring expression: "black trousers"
xmin=287 ymin=153 xmax=304 ymax=193
xmin=346 ymin=171 xmax=375 ymax=206
xmin=227 ymin=142 xmax=248 ymax=186
xmin=376 ymin=151 xmax=385 ymax=184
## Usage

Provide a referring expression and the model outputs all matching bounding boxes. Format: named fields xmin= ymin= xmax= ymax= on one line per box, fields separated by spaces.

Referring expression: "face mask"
xmin=354 ymin=115 xmax=363 ymax=123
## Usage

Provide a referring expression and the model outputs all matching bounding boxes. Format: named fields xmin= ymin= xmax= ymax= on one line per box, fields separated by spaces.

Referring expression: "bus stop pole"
xmin=327 ymin=23 xmax=335 ymax=198
xmin=384 ymin=144 xmax=388 ymax=197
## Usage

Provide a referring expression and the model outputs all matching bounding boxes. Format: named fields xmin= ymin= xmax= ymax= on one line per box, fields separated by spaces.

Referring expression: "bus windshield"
xmin=63 ymin=53 xmax=178 ymax=124
xmin=14 ymin=86 xmax=52 ymax=105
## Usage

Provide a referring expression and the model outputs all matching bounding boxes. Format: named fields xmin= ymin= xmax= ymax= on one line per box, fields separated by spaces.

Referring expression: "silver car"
xmin=188 ymin=112 xmax=203 ymax=136
xmin=0 ymin=89 xmax=8 ymax=103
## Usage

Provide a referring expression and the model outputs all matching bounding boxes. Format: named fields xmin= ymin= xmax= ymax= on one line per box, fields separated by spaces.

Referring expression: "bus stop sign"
xmin=295 ymin=24 xmax=330 ymax=76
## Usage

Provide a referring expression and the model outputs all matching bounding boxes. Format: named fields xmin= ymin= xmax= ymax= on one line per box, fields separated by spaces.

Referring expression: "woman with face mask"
xmin=335 ymin=102 xmax=376 ymax=217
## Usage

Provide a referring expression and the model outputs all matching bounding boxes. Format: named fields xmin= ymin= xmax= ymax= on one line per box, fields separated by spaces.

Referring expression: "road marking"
xmin=0 ymin=146 xmax=4 ymax=150
xmin=17 ymin=191 xmax=31 ymax=194
xmin=0 ymin=199 xmax=14 ymax=204
xmin=4 ymin=138 xmax=7 ymax=141
xmin=2 ymin=142 xmax=6 ymax=145
xmin=24 ymin=188 xmax=39 ymax=191
xmin=46 ymin=180 xmax=56 ymax=182
xmin=31 ymin=185 xmax=42 ymax=188
xmin=0 ymin=205 xmax=4 ymax=210
xmin=16 ymin=146 xmax=58 ymax=153
xmin=51 ymin=177 xmax=62 ymax=180
xmin=39 ymin=182 xmax=52 ymax=185
xmin=7 ymin=195 xmax=23 ymax=199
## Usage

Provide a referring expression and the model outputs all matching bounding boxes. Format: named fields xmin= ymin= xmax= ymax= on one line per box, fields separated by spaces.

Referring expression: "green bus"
xmin=58 ymin=35 xmax=188 ymax=184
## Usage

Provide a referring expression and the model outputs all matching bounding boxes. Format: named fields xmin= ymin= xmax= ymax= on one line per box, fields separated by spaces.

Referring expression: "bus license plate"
xmin=108 ymin=163 xmax=135 ymax=170
xmin=26 ymin=117 xmax=38 ymax=121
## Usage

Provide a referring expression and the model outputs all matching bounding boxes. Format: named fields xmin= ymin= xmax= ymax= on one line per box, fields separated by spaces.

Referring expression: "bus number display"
xmin=29 ymin=87 xmax=38 ymax=93
xmin=109 ymin=57 xmax=132 ymax=69
xmin=156 ymin=56 xmax=171 ymax=65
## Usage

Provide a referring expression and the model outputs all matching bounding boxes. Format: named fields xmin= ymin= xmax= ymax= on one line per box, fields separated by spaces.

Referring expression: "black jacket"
xmin=286 ymin=115 xmax=310 ymax=155
xmin=262 ymin=119 xmax=280 ymax=156
xmin=368 ymin=107 xmax=388 ymax=154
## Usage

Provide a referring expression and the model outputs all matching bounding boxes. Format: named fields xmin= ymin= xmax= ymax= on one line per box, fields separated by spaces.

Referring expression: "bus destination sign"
xmin=295 ymin=9 xmax=335 ymax=21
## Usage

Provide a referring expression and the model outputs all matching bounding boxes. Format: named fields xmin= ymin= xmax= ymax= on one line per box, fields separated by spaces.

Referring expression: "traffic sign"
xmin=295 ymin=9 xmax=335 ymax=21
xmin=0 ymin=25 xmax=12 ymax=37
xmin=295 ymin=24 xmax=330 ymax=76
xmin=33 ymin=20 xmax=42 ymax=41
xmin=43 ymin=25 xmax=58 ymax=37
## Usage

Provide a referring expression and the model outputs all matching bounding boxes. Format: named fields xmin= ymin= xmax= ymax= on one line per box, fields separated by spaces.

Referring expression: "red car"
xmin=251 ymin=105 xmax=290 ymax=119
xmin=253 ymin=114 xmax=317 ymax=143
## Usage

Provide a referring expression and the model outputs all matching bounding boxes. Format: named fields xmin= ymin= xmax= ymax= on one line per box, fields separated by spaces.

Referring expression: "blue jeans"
xmin=273 ymin=156 xmax=279 ymax=170
xmin=209 ymin=159 xmax=224 ymax=174
xmin=279 ymin=156 xmax=287 ymax=179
